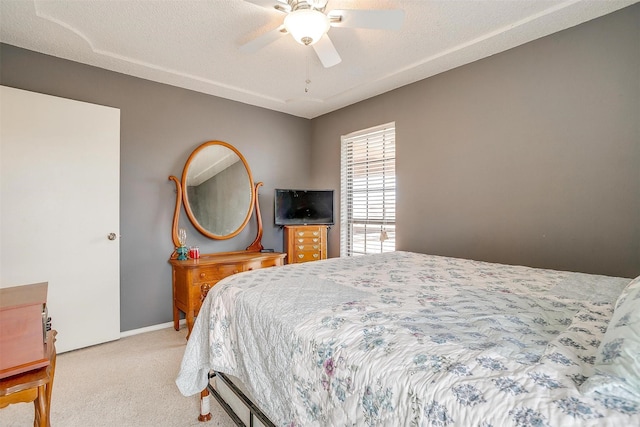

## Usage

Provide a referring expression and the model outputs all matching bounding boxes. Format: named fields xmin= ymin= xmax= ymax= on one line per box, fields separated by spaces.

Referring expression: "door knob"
xmin=108 ymin=233 xmax=117 ymax=241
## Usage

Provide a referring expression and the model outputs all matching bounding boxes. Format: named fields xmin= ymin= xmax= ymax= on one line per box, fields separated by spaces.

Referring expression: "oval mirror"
xmin=181 ymin=141 xmax=255 ymax=240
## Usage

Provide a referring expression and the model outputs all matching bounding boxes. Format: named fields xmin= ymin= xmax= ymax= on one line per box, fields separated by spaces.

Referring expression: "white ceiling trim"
xmin=33 ymin=1 xmax=288 ymax=105
xmin=1 ymin=0 xmax=636 ymax=119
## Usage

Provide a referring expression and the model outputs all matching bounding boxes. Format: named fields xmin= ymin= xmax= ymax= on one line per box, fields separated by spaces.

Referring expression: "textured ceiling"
xmin=1 ymin=0 xmax=637 ymax=118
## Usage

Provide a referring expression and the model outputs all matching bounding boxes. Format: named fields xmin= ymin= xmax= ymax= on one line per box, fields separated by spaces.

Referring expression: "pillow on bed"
xmin=581 ymin=275 xmax=640 ymax=401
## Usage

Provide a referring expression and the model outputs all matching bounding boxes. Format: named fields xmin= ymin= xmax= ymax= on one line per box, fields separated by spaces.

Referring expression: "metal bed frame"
xmin=207 ymin=371 xmax=276 ymax=427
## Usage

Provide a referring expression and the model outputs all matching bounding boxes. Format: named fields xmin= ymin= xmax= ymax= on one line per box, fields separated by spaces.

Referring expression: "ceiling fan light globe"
xmin=284 ymin=9 xmax=330 ymax=46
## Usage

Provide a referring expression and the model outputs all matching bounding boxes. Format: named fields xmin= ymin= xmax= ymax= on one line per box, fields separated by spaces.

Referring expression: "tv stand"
xmin=283 ymin=225 xmax=327 ymax=264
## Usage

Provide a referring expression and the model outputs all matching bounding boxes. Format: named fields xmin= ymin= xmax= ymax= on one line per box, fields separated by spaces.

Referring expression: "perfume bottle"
xmin=176 ymin=228 xmax=188 ymax=260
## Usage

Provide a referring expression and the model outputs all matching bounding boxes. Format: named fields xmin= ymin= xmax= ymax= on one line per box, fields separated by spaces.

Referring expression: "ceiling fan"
xmin=240 ymin=0 xmax=405 ymax=68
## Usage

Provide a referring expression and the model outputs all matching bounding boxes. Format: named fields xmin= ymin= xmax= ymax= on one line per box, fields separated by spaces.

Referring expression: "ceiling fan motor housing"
xmin=286 ymin=0 xmax=328 ymax=13
xmin=284 ymin=8 xmax=330 ymax=46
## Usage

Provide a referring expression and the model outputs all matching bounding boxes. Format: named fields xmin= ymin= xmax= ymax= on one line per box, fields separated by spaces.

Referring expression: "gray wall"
xmin=310 ymin=4 xmax=640 ymax=278
xmin=0 ymin=44 xmax=311 ymax=331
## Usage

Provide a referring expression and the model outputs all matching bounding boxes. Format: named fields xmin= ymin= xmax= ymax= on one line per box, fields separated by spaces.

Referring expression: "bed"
xmin=176 ymin=251 xmax=640 ymax=426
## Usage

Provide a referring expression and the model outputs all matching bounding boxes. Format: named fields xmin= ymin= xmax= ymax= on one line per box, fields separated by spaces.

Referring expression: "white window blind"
xmin=341 ymin=122 xmax=396 ymax=256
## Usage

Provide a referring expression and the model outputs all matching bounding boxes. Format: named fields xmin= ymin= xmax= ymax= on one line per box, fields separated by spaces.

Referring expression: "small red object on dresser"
xmin=189 ymin=246 xmax=200 ymax=259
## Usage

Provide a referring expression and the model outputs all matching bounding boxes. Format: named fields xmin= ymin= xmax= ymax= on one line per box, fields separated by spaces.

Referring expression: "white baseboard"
xmin=120 ymin=319 xmax=186 ymax=338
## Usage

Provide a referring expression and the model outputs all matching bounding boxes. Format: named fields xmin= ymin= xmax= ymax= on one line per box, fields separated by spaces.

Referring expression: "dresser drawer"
xmin=294 ymin=252 xmax=322 ymax=262
xmin=193 ymin=264 xmax=242 ymax=284
xmin=244 ymin=257 xmax=284 ymax=271
xmin=294 ymin=243 xmax=321 ymax=251
xmin=293 ymin=228 xmax=323 ymax=238
xmin=294 ymin=237 xmax=321 ymax=245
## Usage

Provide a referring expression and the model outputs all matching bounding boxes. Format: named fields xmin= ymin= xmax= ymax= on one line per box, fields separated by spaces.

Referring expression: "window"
xmin=340 ymin=122 xmax=396 ymax=256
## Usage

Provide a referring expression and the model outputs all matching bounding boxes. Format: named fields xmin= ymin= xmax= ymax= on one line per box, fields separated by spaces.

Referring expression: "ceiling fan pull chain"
xmin=305 ymin=55 xmax=311 ymax=93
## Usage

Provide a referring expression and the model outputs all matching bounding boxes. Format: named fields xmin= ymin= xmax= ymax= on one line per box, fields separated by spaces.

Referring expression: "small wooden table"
xmin=0 ymin=283 xmax=56 ymax=426
xmin=0 ymin=330 xmax=56 ymax=426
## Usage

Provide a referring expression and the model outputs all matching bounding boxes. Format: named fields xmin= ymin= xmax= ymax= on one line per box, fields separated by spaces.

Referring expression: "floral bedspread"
xmin=176 ymin=251 xmax=639 ymax=426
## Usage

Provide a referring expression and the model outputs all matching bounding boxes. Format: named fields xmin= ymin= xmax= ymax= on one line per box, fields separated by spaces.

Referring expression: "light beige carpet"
xmin=0 ymin=327 xmax=235 ymax=427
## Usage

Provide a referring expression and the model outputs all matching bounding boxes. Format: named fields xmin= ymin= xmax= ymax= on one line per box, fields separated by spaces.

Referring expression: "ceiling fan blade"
xmin=239 ymin=25 xmax=287 ymax=53
xmin=328 ymin=9 xmax=404 ymax=30
xmin=312 ymin=34 xmax=342 ymax=68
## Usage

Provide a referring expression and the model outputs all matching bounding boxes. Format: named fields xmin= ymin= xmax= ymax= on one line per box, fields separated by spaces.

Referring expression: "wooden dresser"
xmin=284 ymin=225 xmax=328 ymax=264
xmin=169 ymin=251 xmax=286 ymax=337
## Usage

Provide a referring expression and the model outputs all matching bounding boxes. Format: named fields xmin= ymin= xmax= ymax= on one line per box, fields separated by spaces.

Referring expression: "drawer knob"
xmin=313 ymin=254 xmax=319 ymax=258
xmin=313 ymin=232 xmax=319 ymax=236
xmin=297 ymin=239 xmax=304 ymax=243
xmin=313 ymin=245 xmax=319 ymax=249
xmin=298 ymin=254 xmax=304 ymax=259
xmin=297 ymin=232 xmax=304 ymax=236
xmin=200 ymin=273 xmax=205 ymax=278
xmin=313 ymin=238 xmax=318 ymax=243
xmin=298 ymin=245 xmax=304 ymax=250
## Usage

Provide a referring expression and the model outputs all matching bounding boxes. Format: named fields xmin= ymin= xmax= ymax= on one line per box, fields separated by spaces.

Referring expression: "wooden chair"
xmin=0 ymin=330 xmax=57 ymax=427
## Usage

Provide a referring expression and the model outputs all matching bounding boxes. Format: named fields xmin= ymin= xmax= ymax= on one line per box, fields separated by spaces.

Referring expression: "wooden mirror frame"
xmin=182 ymin=141 xmax=254 ymax=240
xmin=169 ymin=140 xmax=264 ymax=252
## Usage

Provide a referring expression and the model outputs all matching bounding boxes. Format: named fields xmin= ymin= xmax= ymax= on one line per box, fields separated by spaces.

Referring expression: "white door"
xmin=0 ymin=86 xmax=120 ymax=353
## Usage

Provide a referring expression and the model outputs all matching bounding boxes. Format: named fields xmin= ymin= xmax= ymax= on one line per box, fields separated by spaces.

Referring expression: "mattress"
xmin=176 ymin=251 xmax=638 ymax=426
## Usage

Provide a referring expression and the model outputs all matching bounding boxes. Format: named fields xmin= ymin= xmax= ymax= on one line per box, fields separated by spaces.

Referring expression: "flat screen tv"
xmin=274 ymin=189 xmax=334 ymax=226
